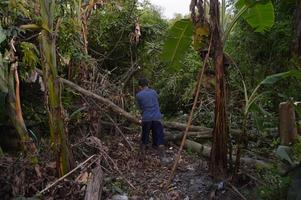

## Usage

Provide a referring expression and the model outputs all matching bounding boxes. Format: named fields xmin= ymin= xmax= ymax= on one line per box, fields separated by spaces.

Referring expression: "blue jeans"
xmin=141 ymin=121 xmax=165 ymax=146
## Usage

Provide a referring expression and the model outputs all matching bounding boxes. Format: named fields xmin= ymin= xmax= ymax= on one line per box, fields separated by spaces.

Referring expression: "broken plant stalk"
xmin=106 ymin=115 xmax=134 ymax=151
xmin=37 ymin=155 xmax=99 ymax=195
xmin=165 ymin=36 xmax=213 ymax=188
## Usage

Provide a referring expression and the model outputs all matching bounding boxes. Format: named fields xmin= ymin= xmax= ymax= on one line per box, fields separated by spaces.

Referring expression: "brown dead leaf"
xmin=209 ymin=189 xmax=216 ymax=200
xmin=169 ymin=190 xmax=181 ymax=200
xmin=76 ymin=171 xmax=90 ymax=184
xmin=35 ymin=165 xmax=42 ymax=177
xmin=47 ymin=162 xmax=56 ymax=169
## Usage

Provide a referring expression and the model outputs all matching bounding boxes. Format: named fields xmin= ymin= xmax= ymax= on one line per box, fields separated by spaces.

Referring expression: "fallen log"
xmin=35 ymin=69 xmax=248 ymax=136
xmin=35 ymin=69 xmax=212 ymax=131
xmin=164 ymin=122 xmax=244 ymax=136
xmin=164 ymin=121 xmax=212 ymax=132
xmin=85 ymin=165 xmax=104 ymax=200
xmin=183 ymin=139 xmax=211 ymax=156
xmin=165 ymin=131 xmax=212 ymax=141
xmin=59 ymin=75 xmax=140 ymax=124
xmin=183 ymin=139 xmax=270 ymax=168
xmin=164 ymin=128 xmax=249 ymax=142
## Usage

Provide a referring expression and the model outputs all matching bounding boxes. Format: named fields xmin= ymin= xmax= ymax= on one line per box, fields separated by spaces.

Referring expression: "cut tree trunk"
xmin=39 ymin=0 xmax=73 ymax=176
xmin=209 ymin=0 xmax=228 ymax=179
xmin=279 ymin=102 xmax=298 ymax=145
xmin=84 ymin=165 xmax=104 ymax=200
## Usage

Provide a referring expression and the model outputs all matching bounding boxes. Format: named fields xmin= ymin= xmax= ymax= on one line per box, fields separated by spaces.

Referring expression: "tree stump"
xmin=279 ymin=102 xmax=298 ymax=145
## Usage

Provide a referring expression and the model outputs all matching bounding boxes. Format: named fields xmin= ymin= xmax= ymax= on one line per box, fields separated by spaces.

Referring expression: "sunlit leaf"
xmin=21 ymin=42 xmax=39 ymax=69
xmin=193 ymin=24 xmax=209 ymax=50
xmin=9 ymin=0 xmax=31 ymax=19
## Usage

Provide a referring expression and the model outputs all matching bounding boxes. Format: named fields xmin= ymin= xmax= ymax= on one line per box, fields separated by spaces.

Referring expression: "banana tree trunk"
xmin=0 ymin=45 xmax=37 ymax=156
xmin=209 ymin=0 xmax=228 ymax=179
xmin=7 ymin=59 xmax=37 ymax=156
xmin=39 ymin=0 xmax=73 ymax=176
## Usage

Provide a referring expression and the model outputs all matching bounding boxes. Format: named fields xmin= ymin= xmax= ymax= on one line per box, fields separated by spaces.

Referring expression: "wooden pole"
xmin=165 ymin=35 xmax=212 ymax=188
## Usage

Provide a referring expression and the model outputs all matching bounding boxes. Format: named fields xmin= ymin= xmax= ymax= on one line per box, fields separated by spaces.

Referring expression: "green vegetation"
xmin=0 ymin=0 xmax=301 ymax=199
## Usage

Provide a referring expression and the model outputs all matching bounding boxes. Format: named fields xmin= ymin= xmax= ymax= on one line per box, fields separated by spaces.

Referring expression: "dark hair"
xmin=138 ymin=78 xmax=149 ymax=87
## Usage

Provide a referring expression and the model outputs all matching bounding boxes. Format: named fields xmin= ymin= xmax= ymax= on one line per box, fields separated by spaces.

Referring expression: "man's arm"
xmin=136 ymin=94 xmax=142 ymax=110
xmin=135 ymin=94 xmax=143 ymax=124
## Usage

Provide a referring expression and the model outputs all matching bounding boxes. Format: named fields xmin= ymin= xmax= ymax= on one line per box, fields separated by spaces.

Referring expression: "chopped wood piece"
xmin=85 ymin=165 xmax=104 ymax=200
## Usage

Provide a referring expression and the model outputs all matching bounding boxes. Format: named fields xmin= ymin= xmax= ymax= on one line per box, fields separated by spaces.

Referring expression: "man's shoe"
xmin=158 ymin=145 xmax=166 ymax=157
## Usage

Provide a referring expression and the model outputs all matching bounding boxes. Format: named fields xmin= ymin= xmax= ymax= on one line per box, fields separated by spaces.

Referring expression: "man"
xmin=136 ymin=78 xmax=167 ymax=161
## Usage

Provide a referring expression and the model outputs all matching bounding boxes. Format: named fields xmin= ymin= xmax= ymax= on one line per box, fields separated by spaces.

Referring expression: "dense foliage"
xmin=0 ymin=0 xmax=301 ymax=199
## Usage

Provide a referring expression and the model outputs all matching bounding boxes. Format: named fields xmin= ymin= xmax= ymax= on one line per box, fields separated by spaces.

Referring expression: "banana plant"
xmin=234 ymin=70 xmax=301 ymax=173
xmin=223 ymin=0 xmax=275 ymax=43
xmin=19 ymin=0 xmax=74 ymax=175
xmin=161 ymin=0 xmax=275 ymax=71
xmin=39 ymin=0 xmax=73 ymax=176
xmin=161 ymin=19 xmax=194 ymax=71
xmin=161 ymin=0 xmax=275 ymax=178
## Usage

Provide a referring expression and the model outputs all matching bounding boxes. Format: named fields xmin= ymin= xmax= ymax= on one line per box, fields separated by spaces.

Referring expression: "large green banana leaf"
xmin=161 ymin=19 xmax=193 ymax=71
xmin=236 ymin=0 xmax=275 ymax=32
xmin=260 ymin=70 xmax=301 ymax=85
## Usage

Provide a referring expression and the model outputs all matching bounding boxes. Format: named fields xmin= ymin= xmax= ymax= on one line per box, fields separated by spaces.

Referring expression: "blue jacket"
xmin=136 ymin=87 xmax=162 ymax=122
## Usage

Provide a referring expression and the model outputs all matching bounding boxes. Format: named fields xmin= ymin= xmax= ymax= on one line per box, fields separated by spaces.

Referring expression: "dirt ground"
xmin=0 ymin=132 xmax=256 ymax=200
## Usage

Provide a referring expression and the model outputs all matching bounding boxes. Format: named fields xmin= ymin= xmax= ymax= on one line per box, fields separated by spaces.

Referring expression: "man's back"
xmin=136 ymin=88 xmax=162 ymax=122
